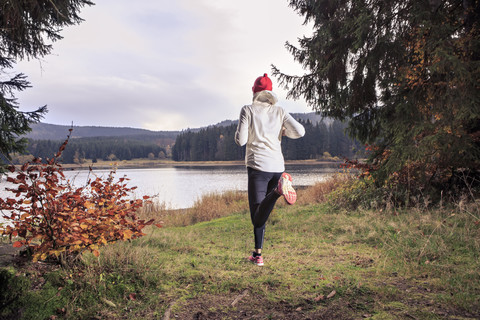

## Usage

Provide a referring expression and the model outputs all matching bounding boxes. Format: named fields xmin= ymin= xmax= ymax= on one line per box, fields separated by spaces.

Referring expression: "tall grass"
xmin=297 ymin=173 xmax=351 ymax=205
xmin=138 ymin=190 xmax=248 ymax=227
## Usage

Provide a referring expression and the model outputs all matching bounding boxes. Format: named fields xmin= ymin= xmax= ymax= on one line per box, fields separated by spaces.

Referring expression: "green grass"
xmin=1 ymin=201 xmax=479 ymax=319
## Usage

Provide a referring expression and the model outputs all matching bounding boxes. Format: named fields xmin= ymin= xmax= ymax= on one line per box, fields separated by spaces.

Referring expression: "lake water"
xmin=0 ymin=162 xmax=340 ymax=210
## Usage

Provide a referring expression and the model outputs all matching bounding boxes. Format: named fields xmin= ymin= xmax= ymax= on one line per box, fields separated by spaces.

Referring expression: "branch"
xmin=48 ymin=0 xmax=67 ymax=19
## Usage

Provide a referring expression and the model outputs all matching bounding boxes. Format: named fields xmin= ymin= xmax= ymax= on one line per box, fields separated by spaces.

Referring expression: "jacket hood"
xmin=252 ymin=90 xmax=278 ymax=106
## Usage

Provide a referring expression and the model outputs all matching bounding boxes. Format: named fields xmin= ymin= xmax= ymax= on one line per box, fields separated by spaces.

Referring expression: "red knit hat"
xmin=252 ymin=73 xmax=273 ymax=93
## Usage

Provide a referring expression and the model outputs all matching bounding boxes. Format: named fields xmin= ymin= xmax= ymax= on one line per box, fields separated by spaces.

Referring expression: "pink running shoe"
xmin=277 ymin=172 xmax=297 ymax=205
xmin=248 ymin=255 xmax=264 ymax=266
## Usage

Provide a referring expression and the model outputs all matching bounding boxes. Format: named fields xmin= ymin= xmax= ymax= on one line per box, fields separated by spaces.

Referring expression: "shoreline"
xmin=58 ymin=159 xmax=343 ymax=171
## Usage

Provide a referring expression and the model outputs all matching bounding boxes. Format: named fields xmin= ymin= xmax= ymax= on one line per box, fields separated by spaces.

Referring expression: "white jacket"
xmin=235 ymin=90 xmax=305 ymax=172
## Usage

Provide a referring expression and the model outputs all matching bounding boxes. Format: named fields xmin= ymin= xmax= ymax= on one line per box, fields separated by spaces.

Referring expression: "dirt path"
xmin=166 ymin=281 xmax=479 ymax=320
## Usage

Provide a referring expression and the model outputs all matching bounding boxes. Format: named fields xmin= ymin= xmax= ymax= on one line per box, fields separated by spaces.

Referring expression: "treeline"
xmin=24 ymin=136 xmax=169 ymax=164
xmin=281 ymin=119 xmax=364 ymax=160
xmin=172 ymin=119 xmax=365 ymax=161
xmin=172 ymin=125 xmax=245 ymax=161
xmin=19 ymin=119 xmax=365 ymax=164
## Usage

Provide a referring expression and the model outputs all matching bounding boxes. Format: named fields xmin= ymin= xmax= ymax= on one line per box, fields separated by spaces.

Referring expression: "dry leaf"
xmin=327 ymin=290 xmax=336 ymax=299
xmin=314 ymin=295 xmax=325 ymax=302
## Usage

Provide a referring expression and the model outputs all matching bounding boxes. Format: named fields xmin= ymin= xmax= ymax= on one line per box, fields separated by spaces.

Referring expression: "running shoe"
xmin=277 ymin=172 xmax=297 ymax=205
xmin=248 ymin=255 xmax=264 ymax=266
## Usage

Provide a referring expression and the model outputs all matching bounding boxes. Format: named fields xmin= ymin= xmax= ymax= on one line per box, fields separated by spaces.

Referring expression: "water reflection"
xmin=0 ymin=163 xmax=340 ymax=209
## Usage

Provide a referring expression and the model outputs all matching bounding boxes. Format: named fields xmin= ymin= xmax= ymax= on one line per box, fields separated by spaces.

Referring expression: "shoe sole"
xmin=279 ymin=173 xmax=297 ymax=205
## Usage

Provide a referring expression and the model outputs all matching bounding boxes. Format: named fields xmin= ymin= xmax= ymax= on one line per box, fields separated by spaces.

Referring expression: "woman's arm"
xmin=283 ymin=112 xmax=305 ymax=139
xmin=235 ymin=106 xmax=250 ymax=146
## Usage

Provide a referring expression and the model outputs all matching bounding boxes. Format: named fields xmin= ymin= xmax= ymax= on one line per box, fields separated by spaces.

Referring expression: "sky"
xmin=15 ymin=0 xmax=313 ymax=131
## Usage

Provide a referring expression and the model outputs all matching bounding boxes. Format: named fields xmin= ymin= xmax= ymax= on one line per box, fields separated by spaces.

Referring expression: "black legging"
xmin=247 ymin=167 xmax=282 ymax=249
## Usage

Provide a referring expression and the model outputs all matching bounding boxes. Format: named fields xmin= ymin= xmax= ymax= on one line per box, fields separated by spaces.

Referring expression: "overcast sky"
xmin=15 ymin=0 xmax=313 ymax=131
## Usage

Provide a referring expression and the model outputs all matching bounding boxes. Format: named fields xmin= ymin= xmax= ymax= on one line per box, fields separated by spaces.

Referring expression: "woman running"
xmin=235 ymin=73 xmax=305 ymax=266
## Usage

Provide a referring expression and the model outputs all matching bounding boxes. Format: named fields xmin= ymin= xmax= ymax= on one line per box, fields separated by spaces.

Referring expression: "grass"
xmin=1 ymin=176 xmax=479 ymax=319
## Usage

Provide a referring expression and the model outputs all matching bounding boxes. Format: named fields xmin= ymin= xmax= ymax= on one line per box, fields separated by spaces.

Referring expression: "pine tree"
xmin=316 ymin=121 xmax=329 ymax=157
xmin=0 ymin=0 xmax=93 ymax=171
xmin=273 ymin=0 xmax=480 ymax=193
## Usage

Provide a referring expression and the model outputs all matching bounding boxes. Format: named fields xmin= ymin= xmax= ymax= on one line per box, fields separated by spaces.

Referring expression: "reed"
xmin=138 ymin=190 xmax=248 ymax=227
xmin=296 ymin=173 xmax=351 ymax=205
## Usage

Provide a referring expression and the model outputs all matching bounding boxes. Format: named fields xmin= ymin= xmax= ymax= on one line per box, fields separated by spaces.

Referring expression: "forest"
xmin=18 ymin=118 xmax=364 ymax=164
xmin=24 ymin=135 xmax=169 ymax=164
xmin=171 ymin=119 xmax=365 ymax=162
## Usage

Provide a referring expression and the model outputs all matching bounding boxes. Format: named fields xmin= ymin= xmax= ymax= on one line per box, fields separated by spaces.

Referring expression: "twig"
xmin=231 ymin=289 xmax=249 ymax=307
xmin=48 ymin=0 xmax=67 ymax=19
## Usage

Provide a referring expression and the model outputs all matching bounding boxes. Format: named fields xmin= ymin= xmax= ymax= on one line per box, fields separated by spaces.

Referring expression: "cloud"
xmin=14 ymin=0 xmax=312 ymax=131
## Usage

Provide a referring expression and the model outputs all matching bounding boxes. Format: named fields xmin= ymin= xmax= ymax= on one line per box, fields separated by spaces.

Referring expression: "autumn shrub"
xmin=340 ymin=149 xmax=480 ymax=209
xmin=0 ymin=134 xmax=159 ymax=264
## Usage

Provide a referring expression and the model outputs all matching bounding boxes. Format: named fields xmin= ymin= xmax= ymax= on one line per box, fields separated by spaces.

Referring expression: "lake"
xmin=0 ymin=162 xmax=341 ymax=210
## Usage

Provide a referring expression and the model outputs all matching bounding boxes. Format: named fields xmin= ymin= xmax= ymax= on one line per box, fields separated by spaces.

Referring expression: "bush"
xmin=327 ymin=176 xmax=385 ymax=210
xmin=0 ymin=132 xmax=160 ymax=264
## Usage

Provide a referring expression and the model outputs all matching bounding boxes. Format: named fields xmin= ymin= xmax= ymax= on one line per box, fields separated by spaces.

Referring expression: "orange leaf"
xmin=155 ymin=224 xmax=163 ymax=228
xmin=93 ymin=250 xmax=100 ymax=257
xmin=123 ymin=229 xmax=134 ymax=240
xmin=84 ymin=201 xmax=94 ymax=209
xmin=13 ymin=241 xmax=23 ymax=248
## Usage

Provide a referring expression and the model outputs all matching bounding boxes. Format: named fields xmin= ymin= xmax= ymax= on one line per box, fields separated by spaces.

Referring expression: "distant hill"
xmin=25 ymin=123 xmax=180 ymax=140
xmin=292 ymin=112 xmax=332 ymax=125
xmin=213 ymin=113 xmax=330 ymax=128
xmin=24 ymin=113 xmax=331 ymax=141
